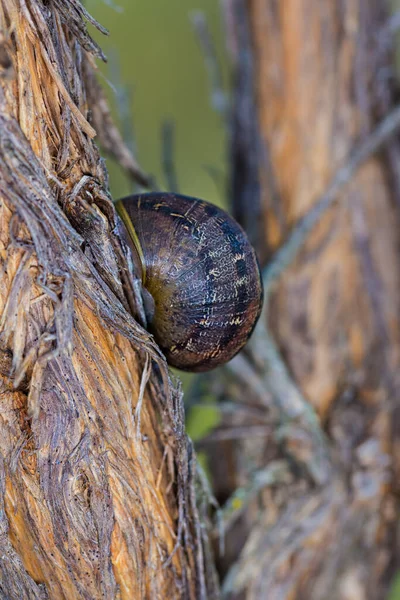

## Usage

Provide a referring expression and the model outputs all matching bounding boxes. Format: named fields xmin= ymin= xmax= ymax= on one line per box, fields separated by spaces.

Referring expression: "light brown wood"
xmin=252 ymin=0 xmax=400 ymax=413
xmin=0 ymin=1 xmax=212 ymax=598
xmin=213 ymin=1 xmax=400 ymax=598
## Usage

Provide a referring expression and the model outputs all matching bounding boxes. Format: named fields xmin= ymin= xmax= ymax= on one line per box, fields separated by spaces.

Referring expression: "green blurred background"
xmin=86 ymin=0 xmax=229 ymax=207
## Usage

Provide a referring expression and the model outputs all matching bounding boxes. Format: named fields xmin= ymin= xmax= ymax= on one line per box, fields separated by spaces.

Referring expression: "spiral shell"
xmin=116 ymin=192 xmax=263 ymax=372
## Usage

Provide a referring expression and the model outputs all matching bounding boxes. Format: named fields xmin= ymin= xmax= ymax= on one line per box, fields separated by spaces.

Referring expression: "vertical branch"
xmin=0 ymin=1 xmax=215 ymax=598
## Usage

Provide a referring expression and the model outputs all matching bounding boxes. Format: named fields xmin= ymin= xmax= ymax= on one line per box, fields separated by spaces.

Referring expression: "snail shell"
xmin=116 ymin=193 xmax=263 ymax=372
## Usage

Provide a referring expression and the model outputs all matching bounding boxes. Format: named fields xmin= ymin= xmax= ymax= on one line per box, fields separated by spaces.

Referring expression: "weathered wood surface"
xmin=207 ymin=2 xmax=400 ymax=598
xmin=0 ymin=2 xmax=214 ymax=598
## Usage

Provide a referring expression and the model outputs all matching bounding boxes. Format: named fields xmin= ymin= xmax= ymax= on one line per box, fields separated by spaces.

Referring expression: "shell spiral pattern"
xmin=117 ymin=193 xmax=263 ymax=372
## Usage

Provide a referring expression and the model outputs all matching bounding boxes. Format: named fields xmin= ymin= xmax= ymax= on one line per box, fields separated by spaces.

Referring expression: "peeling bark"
xmin=0 ymin=2 xmax=215 ymax=598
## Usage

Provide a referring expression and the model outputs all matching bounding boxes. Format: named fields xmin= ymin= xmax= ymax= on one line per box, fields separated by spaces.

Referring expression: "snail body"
xmin=116 ymin=193 xmax=263 ymax=372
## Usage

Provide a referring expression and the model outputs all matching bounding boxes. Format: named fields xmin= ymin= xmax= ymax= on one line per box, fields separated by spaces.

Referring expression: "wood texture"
xmin=209 ymin=1 xmax=400 ymax=598
xmin=0 ymin=2 xmax=214 ymax=598
xmin=252 ymin=0 xmax=400 ymax=412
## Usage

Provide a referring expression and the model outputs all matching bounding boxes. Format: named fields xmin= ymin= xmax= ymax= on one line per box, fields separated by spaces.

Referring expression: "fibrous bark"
xmin=204 ymin=2 xmax=400 ymax=598
xmin=0 ymin=2 xmax=215 ymax=599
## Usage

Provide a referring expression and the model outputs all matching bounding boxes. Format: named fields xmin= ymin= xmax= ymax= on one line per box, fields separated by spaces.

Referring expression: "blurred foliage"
xmin=87 ymin=0 xmax=229 ymax=207
xmin=185 ymin=397 xmax=220 ymax=442
xmin=389 ymin=573 xmax=400 ymax=600
xmin=186 ymin=392 xmax=221 ymax=479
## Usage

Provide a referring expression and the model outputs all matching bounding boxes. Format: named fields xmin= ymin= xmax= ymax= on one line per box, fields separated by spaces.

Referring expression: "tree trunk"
xmin=0 ymin=2 xmax=216 ymax=599
xmin=3 ymin=1 xmax=400 ymax=599
xmin=206 ymin=1 xmax=400 ymax=598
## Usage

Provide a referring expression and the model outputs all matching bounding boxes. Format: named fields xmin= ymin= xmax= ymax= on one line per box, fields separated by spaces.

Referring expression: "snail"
xmin=115 ymin=192 xmax=263 ymax=372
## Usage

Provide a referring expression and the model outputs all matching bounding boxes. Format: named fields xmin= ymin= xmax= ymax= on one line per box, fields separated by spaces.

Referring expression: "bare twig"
xmin=263 ymin=103 xmax=400 ymax=291
xmin=196 ymin=425 xmax=271 ymax=446
xmin=99 ymin=0 xmax=123 ymax=12
xmin=230 ymin=327 xmax=332 ymax=486
xmin=84 ymin=61 xmax=151 ymax=188
xmin=135 ymin=353 xmax=151 ymax=439
xmin=190 ymin=11 xmax=228 ymax=121
xmin=161 ymin=119 xmax=179 ymax=192
xmin=108 ymin=51 xmax=137 ymax=157
xmin=218 ymin=460 xmax=289 ymax=532
xmin=234 ymin=103 xmax=400 ymax=486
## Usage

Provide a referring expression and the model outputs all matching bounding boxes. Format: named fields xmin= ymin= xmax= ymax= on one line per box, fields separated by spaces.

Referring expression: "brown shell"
xmin=117 ymin=193 xmax=263 ymax=372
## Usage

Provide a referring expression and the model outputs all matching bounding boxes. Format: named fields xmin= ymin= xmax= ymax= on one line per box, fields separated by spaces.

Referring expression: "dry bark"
xmin=201 ymin=1 xmax=400 ymax=598
xmin=0 ymin=2 xmax=216 ymax=599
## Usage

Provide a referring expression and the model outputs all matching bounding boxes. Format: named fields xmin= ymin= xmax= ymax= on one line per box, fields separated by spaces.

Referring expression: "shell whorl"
xmin=117 ymin=192 xmax=263 ymax=372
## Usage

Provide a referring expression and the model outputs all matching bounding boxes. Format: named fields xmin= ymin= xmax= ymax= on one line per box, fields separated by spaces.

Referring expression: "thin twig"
xmin=202 ymin=164 xmax=226 ymax=203
xmin=196 ymin=425 xmax=271 ymax=446
xmin=218 ymin=460 xmax=289 ymax=532
xmin=85 ymin=62 xmax=151 ymax=188
xmin=239 ymin=104 xmax=400 ymax=485
xmin=230 ymin=328 xmax=332 ymax=486
xmin=190 ymin=11 xmax=228 ymax=122
xmin=108 ymin=51 xmax=137 ymax=157
xmin=263 ymin=103 xmax=400 ymax=291
xmin=161 ymin=120 xmax=179 ymax=193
